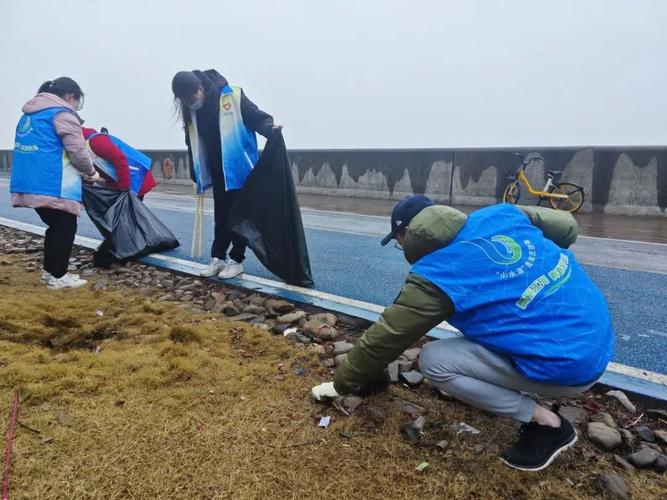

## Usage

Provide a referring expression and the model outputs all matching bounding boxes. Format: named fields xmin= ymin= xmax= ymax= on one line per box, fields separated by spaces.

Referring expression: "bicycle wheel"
xmin=502 ymin=181 xmax=520 ymax=204
xmin=548 ymin=183 xmax=584 ymax=213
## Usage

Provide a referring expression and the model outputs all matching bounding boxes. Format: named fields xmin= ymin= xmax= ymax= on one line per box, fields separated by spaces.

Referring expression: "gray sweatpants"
xmin=419 ymin=338 xmax=596 ymax=423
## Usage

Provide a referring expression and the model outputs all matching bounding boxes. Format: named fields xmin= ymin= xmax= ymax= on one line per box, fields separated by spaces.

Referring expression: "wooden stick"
xmin=190 ymin=195 xmax=198 ymax=258
xmin=197 ymin=195 xmax=204 ymax=257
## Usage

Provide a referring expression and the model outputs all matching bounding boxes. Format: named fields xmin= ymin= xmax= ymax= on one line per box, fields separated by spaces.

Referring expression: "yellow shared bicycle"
xmin=502 ymin=153 xmax=584 ymax=213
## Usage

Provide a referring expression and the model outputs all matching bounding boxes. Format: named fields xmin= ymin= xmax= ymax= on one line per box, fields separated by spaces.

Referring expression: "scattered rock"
xmin=309 ymin=312 xmax=338 ymax=326
xmin=334 ymin=354 xmax=348 ymax=366
xmin=401 ymin=423 xmax=421 ymax=443
xmin=224 ymin=313 xmax=259 ymax=322
xmin=590 ymin=412 xmax=617 ymax=428
xmin=276 ymin=310 xmax=307 ymax=324
xmin=633 ymin=425 xmax=655 ymax=443
xmin=640 ymin=442 xmax=663 ymax=453
xmin=558 ymin=406 xmax=589 ymax=426
xmin=412 ymin=416 xmax=425 ymax=433
xmin=339 ymin=431 xmax=353 ymax=439
xmin=264 ymin=299 xmax=295 ymax=314
xmin=285 ymin=332 xmax=311 ymax=345
xmin=332 ymin=341 xmax=354 ymax=356
xmin=223 ymin=301 xmax=241 ymax=316
xmin=606 ymin=390 xmax=636 ymax=413
xmin=612 ymin=454 xmax=635 ymax=473
xmin=303 ymin=320 xmax=337 ymax=340
xmin=618 ymin=428 xmax=635 ymax=447
xmin=323 ymin=358 xmax=335 ymax=368
xmin=247 ymin=295 xmax=265 ymax=306
xmin=387 ymin=360 xmax=400 ymax=383
xmin=654 ymin=454 xmax=667 ymax=473
xmin=242 ymin=304 xmax=266 ymax=316
xmin=587 ymin=422 xmax=622 ymax=451
xmin=363 ymin=406 xmax=387 ymax=426
xmin=307 ymin=344 xmax=326 ymax=356
xmin=400 ymin=402 xmax=423 ymax=418
xmin=399 ymin=371 xmax=424 ymax=387
xmin=592 ymin=473 xmax=628 ymax=500
xmin=628 ymin=447 xmax=660 ymax=469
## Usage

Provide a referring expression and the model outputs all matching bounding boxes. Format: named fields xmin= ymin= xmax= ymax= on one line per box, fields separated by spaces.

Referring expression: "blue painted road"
xmin=1 ymin=184 xmax=665 ymax=375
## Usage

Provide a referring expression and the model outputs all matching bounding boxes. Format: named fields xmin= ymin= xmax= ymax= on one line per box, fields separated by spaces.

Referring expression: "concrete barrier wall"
xmin=2 ymin=146 xmax=665 ymax=216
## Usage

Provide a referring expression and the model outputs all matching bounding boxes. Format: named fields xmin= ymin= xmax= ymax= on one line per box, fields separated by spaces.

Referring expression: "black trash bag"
xmin=229 ymin=131 xmax=313 ymax=287
xmin=82 ymin=185 xmax=179 ymax=260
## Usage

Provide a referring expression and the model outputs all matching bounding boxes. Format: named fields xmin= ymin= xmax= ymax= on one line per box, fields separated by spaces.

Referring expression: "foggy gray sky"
xmin=1 ymin=0 xmax=666 ymax=149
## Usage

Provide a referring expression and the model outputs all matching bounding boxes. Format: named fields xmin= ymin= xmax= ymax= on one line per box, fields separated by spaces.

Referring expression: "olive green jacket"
xmin=333 ymin=205 xmax=579 ymax=394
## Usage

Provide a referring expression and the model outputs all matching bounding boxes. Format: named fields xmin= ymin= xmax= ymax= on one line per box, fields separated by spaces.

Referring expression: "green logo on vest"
xmin=17 ymin=116 xmax=31 ymax=135
xmin=467 ymin=235 xmax=523 ymax=266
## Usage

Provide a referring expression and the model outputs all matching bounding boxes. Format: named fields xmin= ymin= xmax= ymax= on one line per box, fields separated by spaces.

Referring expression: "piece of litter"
xmin=94 ymin=345 xmax=101 ymax=353
xmin=95 ymin=310 xmax=104 ymax=317
xmin=318 ymin=416 xmax=331 ymax=428
xmin=415 ymin=462 xmax=429 ymax=472
xmin=455 ymin=422 xmax=480 ymax=435
xmin=283 ymin=327 xmax=298 ymax=336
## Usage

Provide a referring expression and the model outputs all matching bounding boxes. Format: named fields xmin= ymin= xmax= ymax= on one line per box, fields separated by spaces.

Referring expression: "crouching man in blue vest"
xmin=312 ymin=196 xmax=615 ymax=471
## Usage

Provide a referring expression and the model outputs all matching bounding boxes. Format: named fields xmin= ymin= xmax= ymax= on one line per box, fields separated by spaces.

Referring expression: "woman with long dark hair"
xmin=172 ymin=69 xmax=280 ymax=279
xmin=10 ymin=77 xmax=100 ymax=289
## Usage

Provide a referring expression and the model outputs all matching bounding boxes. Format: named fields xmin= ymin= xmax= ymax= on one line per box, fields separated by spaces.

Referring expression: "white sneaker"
xmin=218 ymin=259 xmax=243 ymax=279
xmin=47 ymin=273 xmax=88 ymax=289
xmin=40 ymin=271 xmax=52 ymax=283
xmin=199 ymin=257 xmax=226 ymax=277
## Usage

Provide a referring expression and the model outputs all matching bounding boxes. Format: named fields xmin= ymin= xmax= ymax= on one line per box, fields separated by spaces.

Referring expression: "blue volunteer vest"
xmin=411 ymin=204 xmax=614 ymax=386
xmin=188 ymin=85 xmax=259 ymax=193
xmin=10 ymin=107 xmax=83 ymax=202
xmin=87 ymin=133 xmax=151 ymax=194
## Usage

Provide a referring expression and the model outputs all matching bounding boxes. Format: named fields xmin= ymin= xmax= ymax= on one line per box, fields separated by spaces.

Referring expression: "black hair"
xmin=38 ymin=77 xmax=84 ymax=100
xmin=172 ymin=71 xmax=202 ymax=126
xmin=171 ymin=71 xmax=201 ymax=99
xmin=100 ymin=127 xmax=109 ymax=134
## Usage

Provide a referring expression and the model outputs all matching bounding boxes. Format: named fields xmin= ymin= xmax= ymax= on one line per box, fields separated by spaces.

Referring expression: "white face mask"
xmin=189 ymin=99 xmax=204 ymax=111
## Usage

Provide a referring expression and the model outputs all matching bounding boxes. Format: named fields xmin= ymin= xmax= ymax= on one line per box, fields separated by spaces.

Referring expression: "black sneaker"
xmin=500 ymin=418 xmax=577 ymax=471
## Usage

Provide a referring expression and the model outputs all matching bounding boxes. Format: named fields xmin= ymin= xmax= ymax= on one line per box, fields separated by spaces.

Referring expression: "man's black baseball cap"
xmin=381 ymin=195 xmax=434 ymax=246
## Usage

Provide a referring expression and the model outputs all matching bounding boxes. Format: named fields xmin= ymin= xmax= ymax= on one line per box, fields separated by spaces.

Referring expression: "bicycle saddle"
xmin=546 ymin=170 xmax=562 ymax=176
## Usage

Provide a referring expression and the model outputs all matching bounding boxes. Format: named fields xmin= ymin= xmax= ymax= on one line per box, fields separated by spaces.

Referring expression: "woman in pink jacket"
xmin=10 ymin=77 xmax=100 ymax=289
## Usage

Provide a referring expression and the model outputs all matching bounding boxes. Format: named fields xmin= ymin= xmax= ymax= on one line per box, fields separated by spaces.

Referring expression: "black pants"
xmin=35 ymin=207 xmax=77 ymax=278
xmin=211 ymin=184 xmax=245 ymax=262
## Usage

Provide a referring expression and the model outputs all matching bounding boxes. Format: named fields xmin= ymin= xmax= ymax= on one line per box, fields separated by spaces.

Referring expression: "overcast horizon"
xmin=1 ymin=1 xmax=666 ymax=150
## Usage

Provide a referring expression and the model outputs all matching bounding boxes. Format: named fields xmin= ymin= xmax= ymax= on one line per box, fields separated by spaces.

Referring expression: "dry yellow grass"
xmin=0 ymin=256 xmax=665 ymax=499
